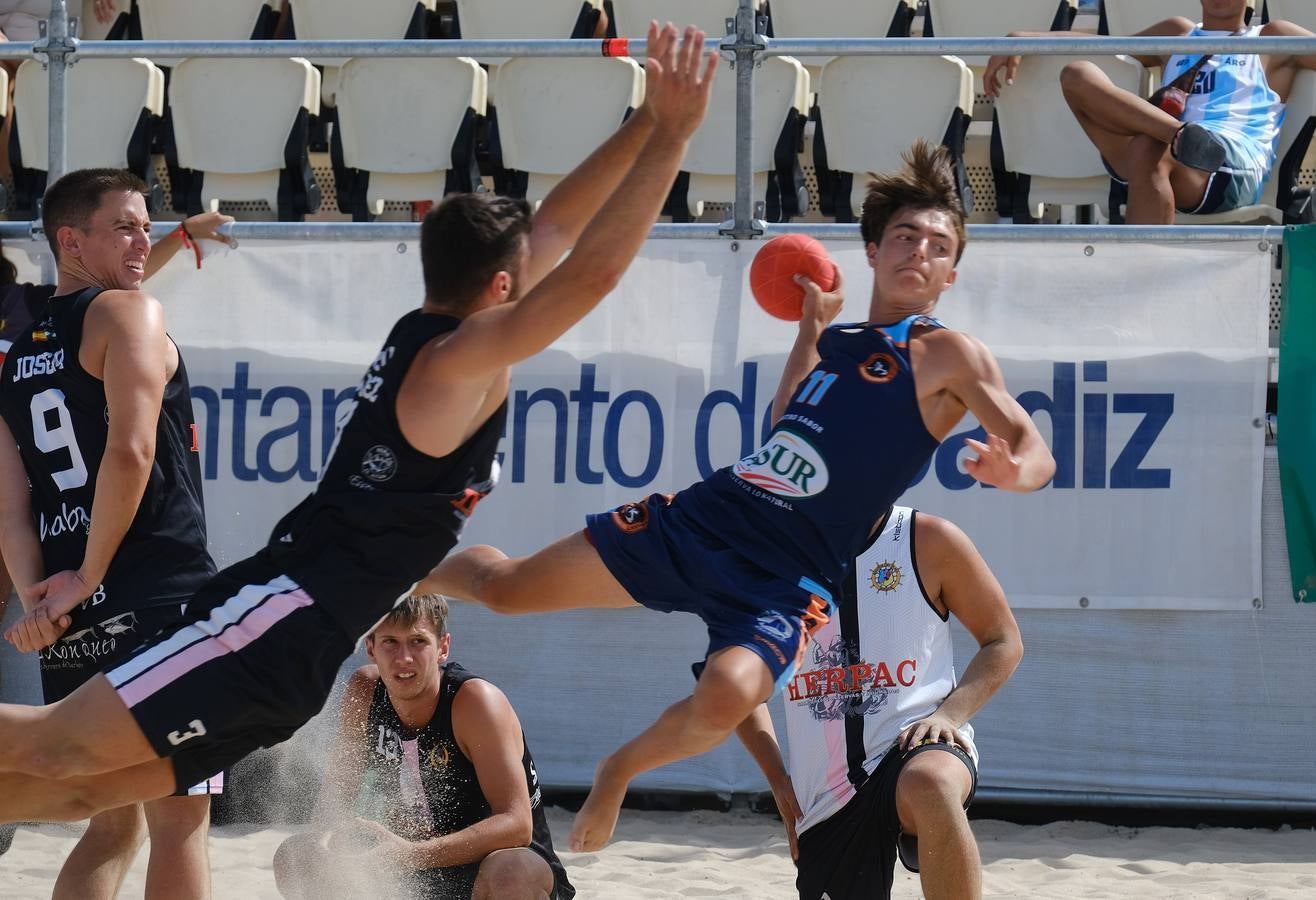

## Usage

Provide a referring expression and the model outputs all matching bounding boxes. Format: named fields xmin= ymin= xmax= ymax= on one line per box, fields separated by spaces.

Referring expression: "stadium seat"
xmin=138 ymin=0 xmax=277 ymax=64
xmin=1101 ymin=0 xmax=1257 ymax=35
xmin=494 ymin=57 xmax=644 ymax=207
xmin=1261 ymin=0 xmax=1316 ymax=31
xmin=992 ymin=53 xmax=1145 ymax=221
xmin=606 ymin=1 xmax=763 ymax=40
xmin=169 ymin=57 xmax=322 ymax=220
xmin=451 ymin=0 xmax=603 ymax=61
xmin=1177 ymin=68 xmax=1316 ymax=224
xmin=333 ymin=57 xmax=487 ymax=220
xmin=667 ymin=55 xmax=809 ymax=222
xmin=814 ymin=55 xmax=974 ymax=220
xmin=9 ymin=57 xmax=164 ymax=214
xmin=286 ymin=0 xmax=435 ymax=107
xmin=925 ymin=0 xmax=1077 ymax=64
xmin=766 ymin=0 xmax=915 ymax=68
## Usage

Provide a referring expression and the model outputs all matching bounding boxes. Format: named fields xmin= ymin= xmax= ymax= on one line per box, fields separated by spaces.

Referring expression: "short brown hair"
xmin=420 ymin=192 xmax=533 ymax=310
xmin=42 ymin=168 xmax=149 ymax=260
xmin=859 ymin=141 xmax=967 ymax=264
xmin=373 ymin=594 xmax=450 ymax=640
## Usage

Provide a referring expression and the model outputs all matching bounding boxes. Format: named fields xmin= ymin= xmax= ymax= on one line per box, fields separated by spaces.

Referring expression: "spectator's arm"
xmin=402 ymin=679 xmax=535 ymax=869
xmin=1263 ymin=20 xmax=1316 ymax=73
xmin=897 ymin=513 xmax=1022 ymax=752
xmin=311 ymin=667 xmax=374 ymax=824
xmin=144 ymin=212 xmax=236 ymax=280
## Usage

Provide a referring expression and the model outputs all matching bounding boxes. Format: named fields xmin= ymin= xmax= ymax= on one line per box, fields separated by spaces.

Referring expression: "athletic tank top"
xmin=359 ymin=662 xmax=569 ymax=891
xmin=781 ymin=507 xmax=976 ymax=835
xmin=267 ymin=310 xmax=507 ymax=637
xmin=0 ymin=288 xmax=215 ymax=617
xmin=681 ymin=315 xmax=944 ymax=603
xmin=1167 ymin=25 xmax=1285 ymax=173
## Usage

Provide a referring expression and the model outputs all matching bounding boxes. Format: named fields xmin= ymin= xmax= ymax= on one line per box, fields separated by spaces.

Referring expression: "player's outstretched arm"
xmin=934 ymin=331 xmax=1055 ymax=491
xmin=769 ymin=269 xmax=844 ymax=426
xmin=144 ymin=211 xmax=236 ymax=280
xmin=312 ymin=667 xmax=373 ymax=825
xmin=522 ymin=21 xmax=678 ymax=291
xmin=432 ymin=26 xmax=719 ymax=377
xmin=734 ymin=704 xmax=802 ymax=860
xmin=897 ymin=514 xmax=1022 ymax=752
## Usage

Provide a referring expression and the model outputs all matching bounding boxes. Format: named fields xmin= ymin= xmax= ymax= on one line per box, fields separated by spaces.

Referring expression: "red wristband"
xmin=173 ymin=223 xmax=201 ymax=270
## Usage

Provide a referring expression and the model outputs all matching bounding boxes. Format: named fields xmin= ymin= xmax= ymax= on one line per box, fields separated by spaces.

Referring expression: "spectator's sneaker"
xmin=1171 ymin=123 xmax=1227 ymax=173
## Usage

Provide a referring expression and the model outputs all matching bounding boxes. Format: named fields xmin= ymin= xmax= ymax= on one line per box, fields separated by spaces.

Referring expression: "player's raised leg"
xmin=569 ymin=645 xmax=774 ymax=851
xmin=0 ymin=758 xmax=176 ymax=824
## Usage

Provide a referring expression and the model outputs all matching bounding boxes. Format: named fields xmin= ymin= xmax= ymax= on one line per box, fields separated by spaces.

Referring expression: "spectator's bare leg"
xmin=52 ymin=805 xmax=147 ymax=900
xmin=144 ymin=794 xmax=213 ymax=900
xmin=1060 ymin=61 xmax=1182 ymax=144
xmin=570 ymin=646 xmax=773 ymax=852
xmin=895 ymin=750 xmax=979 ymax=900
xmin=472 ymin=848 xmax=556 ymax=900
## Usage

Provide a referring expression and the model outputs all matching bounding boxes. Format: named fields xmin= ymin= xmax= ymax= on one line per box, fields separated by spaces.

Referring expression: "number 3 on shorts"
xmin=30 ymin=388 xmax=89 ymax=491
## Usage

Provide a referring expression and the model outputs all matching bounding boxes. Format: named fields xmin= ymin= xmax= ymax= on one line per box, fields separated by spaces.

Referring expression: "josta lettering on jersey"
xmin=10 ymin=348 xmax=65 ymax=382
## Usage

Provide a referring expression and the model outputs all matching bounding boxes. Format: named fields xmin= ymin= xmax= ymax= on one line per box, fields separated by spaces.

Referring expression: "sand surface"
xmin=4 ymin=808 xmax=1316 ymax=898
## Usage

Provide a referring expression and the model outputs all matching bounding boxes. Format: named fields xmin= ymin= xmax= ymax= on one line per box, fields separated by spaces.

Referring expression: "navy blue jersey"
xmin=681 ymin=315 xmax=944 ymax=600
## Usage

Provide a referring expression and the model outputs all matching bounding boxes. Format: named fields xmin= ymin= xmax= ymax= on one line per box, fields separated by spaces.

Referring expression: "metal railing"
xmin=14 ymin=0 xmax=1316 ymax=245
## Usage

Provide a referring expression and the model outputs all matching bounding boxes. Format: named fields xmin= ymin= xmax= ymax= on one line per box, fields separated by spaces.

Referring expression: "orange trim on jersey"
xmin=794 ymin=593 xmax=832 ymax=669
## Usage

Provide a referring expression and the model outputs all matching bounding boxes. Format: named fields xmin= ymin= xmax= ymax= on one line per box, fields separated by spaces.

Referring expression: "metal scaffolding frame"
xmin=14 ymin=0 xmax=1314 ymax=245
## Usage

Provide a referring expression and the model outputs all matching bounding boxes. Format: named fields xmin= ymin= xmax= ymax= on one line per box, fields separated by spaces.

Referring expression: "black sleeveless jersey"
xmin=0 ymin=288 xmax=215 ymax=619
xmin=359 ymin=662 xmax=571 ymax=896
xmin=266 ymin=311 xmax=507 ymax=637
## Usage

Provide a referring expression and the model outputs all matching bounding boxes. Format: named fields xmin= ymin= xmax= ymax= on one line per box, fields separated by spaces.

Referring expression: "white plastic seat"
xmin=992 ymin=53 xmax=1145 ymax=220
xmin=494 ymin=57 xmax=644 ymax=207
xmin=816 ymin=55 xmax=974 ymax=218
xmin=1101 ymin=0 xmax=1258 ymax=35
xmin=453 ymin=0 xmax=602 ymax=66
xmin=137 ymin=0 xmax=274 ymax=66
xmin=768 ymin=0 xmax=912 ymax=68
xmin=1261 ymin=0 xmax=1316 ymax=31
xmin=287 ymin=0 xmax=436 ymax=106
xmin=674 ymin=54 xmax=809 ymax=220
xmin=1177 ymin=69 xmax=1316 ymax=223
xmin=607 ymin=0 xmax=763 ymax=40
xmin=926 ymin=0 xmax=1077 ymax=65
xmin=334 ymin=57 xmax=487 ymax=219
xmin=169 ymin=57 xmax=322 ymax=218
xmin=11 ymin=57 xmax=163 ymax=210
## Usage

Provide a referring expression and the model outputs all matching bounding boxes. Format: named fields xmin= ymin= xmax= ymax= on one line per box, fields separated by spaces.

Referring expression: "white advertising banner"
xmin=111 ymin=235 xmax=1269 ymax=611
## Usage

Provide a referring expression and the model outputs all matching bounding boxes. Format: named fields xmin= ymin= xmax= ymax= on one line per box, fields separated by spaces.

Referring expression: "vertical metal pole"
xmin=45 ymin=0 xmax=72 ymax=186
xmin=729 ymin=0 xmax=761 ymax=239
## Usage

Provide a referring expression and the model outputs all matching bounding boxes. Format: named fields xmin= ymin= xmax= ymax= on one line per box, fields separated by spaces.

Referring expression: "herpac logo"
xmin=870 ymin=561 xmax=902 ymax=593
xmin=859 ymin=352 xmax=899 ymax=384
xmin=361 ymin=444 xmax=398 ymax=482
xmin=733 ymin=430 xmax=829 ymax=498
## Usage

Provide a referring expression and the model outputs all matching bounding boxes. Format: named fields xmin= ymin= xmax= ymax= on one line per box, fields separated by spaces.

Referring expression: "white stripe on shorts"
xmin=107 ymin=574 xmax=310 ymax=707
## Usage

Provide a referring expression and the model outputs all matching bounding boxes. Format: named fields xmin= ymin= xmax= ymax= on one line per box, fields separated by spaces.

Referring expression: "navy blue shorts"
xmin=585 ymin=492 xmax=833 ymax=693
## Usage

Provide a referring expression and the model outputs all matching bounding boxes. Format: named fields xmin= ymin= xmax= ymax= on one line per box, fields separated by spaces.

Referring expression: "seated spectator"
xmin=984 ymin=0 xmax=1316 ymax=222
xmin=736 ymin=506 xmax=1023 ymax=900
xmin=274 ymin=595 xmax=574 ymax=900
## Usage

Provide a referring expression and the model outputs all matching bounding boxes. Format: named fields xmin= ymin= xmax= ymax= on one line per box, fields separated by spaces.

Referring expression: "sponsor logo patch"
xmin=611 ymin=501 xmax=649 ymax=534
xmin=859 ymin=351 xmax=899 ymax=384
xmin=869 ymin=561 xmax=903 ymax=593
xmin=732 ymin=431 xmax=829 ymax=499
xmin=361 ymin=444 xmax=398 ymax=482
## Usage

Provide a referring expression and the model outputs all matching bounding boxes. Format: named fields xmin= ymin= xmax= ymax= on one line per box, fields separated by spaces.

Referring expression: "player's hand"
xmin=983 ymin=54 xmax=1021 ymax=98
xmin=963 ymin=432 xmax=1024 ymax=490
xmin=898 ymin=712 xmax=967 ymax=752
xmin=181 ymin=211 xmax=236 ymax=246
xmin=767 ymin=773 xmax=803 ymax=861
xmin=4 ymin=604 xmax=71 ymax=654
xmin=795 ymin=265 xmax=844 ymax=333
xmin=32 ymin=569 xmax=97 ymax=619
xmin=644 ymin=23 xmax=719 ymax=141
xmin=346 ymin=818 xmax=417 ymax=869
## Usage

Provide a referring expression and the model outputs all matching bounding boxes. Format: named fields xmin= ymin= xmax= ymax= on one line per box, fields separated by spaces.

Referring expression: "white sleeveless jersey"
xmin=1166 ymin=25 xmax=1285 ymax=173
xmin=781 ymin=507 xmax=976 ymax=835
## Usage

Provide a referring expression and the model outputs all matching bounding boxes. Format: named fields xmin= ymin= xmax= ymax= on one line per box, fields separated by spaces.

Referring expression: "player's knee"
xmin=895 ymin=757 xmax=969 ymax=829
xmin=83 ymin=804 xmax=148 ymax=851
xmin=145 ymin=795 xmax=211 ymax=848
xmin=273 ymin=834 xmax=320 ymax=898
xmin=472 ymin=849 xmax=549 ymax=900
xmin=1059 ymin=60 xmax=1100 ymax=101
xmin=691 ymin=674 xmax=764 ymax=733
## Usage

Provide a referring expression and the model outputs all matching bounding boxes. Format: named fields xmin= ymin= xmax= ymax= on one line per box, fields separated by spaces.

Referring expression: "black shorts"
xmin=103 ymin=553 xmax=355 ymax=793
xmin=795 ymin=741 xmax=978 ymax=900
xmin=39 ymin=599 xmax=187 ymax=704
xmin=415 ymin=840 xmax=575 ymax=900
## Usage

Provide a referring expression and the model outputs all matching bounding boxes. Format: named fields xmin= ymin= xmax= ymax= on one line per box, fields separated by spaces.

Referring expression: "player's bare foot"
xmin=418 ymin=544 xmax=508 ymax=601
xmin=569 ymin=759 xmax=629 ymax=852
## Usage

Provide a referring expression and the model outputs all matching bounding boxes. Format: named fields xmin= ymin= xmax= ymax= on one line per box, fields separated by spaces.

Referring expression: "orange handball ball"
xmin=749 ymin=234 xmax=837 ymax=321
